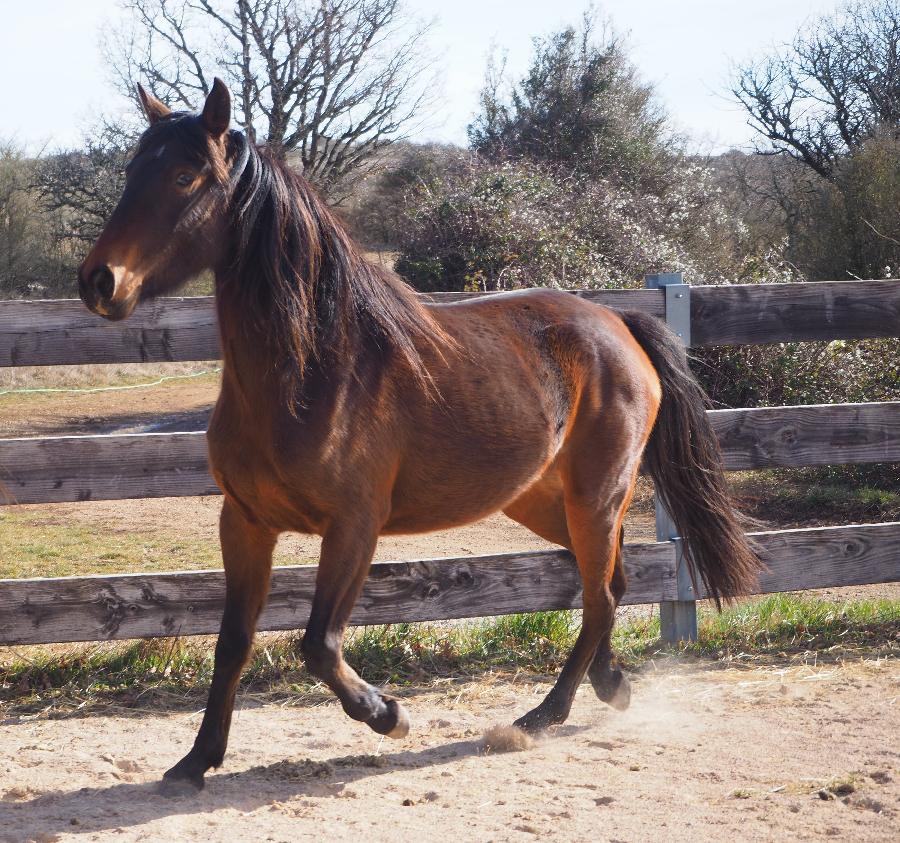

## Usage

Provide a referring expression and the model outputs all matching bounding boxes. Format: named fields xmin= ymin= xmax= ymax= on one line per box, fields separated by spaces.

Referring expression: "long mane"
xmin=219 ymin=135 xmax=452 ymax=399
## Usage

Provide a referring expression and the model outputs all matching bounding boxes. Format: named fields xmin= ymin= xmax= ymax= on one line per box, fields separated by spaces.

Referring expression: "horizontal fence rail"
xmin=0 ymin=290 xmax=665 ymax=367
xmin=2 ymin=402 xmax=898 ymax=506
xmin=2 ymin=280 xmax=898 ymax=367
xmin=691 ymin=280 xmax=900 ymax=346
xmin=2 ymin=522 xmax=897 ymax=646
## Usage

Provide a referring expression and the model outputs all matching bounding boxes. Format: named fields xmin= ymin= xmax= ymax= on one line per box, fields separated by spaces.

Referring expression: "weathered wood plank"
xmin=0 ymin=290 xmax=664 ymax=368
xmin=0 ymin=297 xmax=220 ymax=367
xmin=3 ymin=402 xmax=897 ymax=506
xmin=0 ymin=432 xmax=217 ymax=504
xmin=424 ymin=288 xmax=666 ymax=315
xmin=2 ymin=281 xmax=897 ymax=367
xmin=0 ymin=543 xmax=676 ymax=645
xmin=709 ymin=402 xmax=900 ymax=469
xmin=690 ymin=521 xmax=900 ymax=599
xmin=692 ymin=280 xmax=900 ymax=346
xmin=3 ymin=521 xmax=898 ymax=645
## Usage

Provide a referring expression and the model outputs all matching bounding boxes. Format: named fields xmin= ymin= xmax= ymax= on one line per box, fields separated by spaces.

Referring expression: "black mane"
xmin=220 ymin=133 xmax=450 ymax=397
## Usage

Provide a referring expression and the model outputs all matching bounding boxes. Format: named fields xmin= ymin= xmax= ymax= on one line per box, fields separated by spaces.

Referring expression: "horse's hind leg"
xmin=513 ymin=494 xmax=628 ymax=732
xmin=506 ymin=480 xmax=632 ymax=713
xmin=163 ymin=499 xmax=277 ymax=791
xmin=301 ymin=519 xmax=410 ymax=738
xmin=587 ymin=528 xmax=631 ymax=710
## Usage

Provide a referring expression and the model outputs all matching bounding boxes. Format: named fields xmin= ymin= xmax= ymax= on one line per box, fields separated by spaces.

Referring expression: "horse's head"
xmin=78 ymin=79 xmax=238 ymax=320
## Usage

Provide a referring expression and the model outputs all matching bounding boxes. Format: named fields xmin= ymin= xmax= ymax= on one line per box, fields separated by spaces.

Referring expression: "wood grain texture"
xmin=690 ymin=521 xmax=900 ymax=599
xmin=0 ymin=543 xmax=676 ymax=645
xmin=3 ymin=281 xmax=897 ymax=367
xmin=709 ymin=402 xmax=900 ymax=469
xmin=0 ymin=431 xmax=217 ymax=504
xmin=4 ymin=403 xmax=897 ymax=506
xmin=0 ymin=290 xmax=663 ymax=368
xmin=691 ymin=280 xmax=900 ymax=346
xmin=3 ymin=521 xmax=898 ymax=645
xmin=0 ymin=297 xmax=220 ymax=367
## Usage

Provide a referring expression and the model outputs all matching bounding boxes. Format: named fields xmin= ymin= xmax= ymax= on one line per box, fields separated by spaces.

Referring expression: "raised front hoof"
xmin=513 ymin=702 xmax=568 ymax=735
xmin=159 ymin=756 xmax=207 ymax=797
xmin=591 ymin=669 xmax=632 ymax=712
xmin=366 ymin=697 xmax=410 ymax=739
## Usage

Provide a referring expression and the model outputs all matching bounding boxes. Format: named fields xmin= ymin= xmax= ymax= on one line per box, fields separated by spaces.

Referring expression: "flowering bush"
xmin=394 ymin=156 xmax=793 ymax=293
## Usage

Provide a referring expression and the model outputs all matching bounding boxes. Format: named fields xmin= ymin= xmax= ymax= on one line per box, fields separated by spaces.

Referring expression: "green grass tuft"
xmin=695 ymin=593 xmax=900 ymax=654
xmin=1 ymin=595 xmax=896 ymax=716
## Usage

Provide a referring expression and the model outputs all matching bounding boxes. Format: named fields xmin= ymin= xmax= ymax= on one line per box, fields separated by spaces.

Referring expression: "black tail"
xmin=621 ymin=310 xmax=763 ymax=606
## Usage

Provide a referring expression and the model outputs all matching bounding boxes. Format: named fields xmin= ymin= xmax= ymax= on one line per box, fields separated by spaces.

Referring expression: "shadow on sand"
xmin=0 ymin=722 xmax=589 ymax=839
xmin=0 ymin=738 xmax=480 ymax=839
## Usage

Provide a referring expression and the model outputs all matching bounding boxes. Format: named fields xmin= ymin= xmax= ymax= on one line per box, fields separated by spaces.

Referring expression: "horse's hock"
xmin=1 ymin=277 xmax=899 ymax=646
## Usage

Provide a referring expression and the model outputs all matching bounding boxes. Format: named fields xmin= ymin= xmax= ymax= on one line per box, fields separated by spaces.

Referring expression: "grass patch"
xmin=0 ymin=509 xmax=225 ymax=579
xmin=0 ymin=611 xmax=579 ymax=715
xmin=0 ymin=508 xmax=317 ymax=578
xmin=732 ymin=465 xmax=900 ymax=527
xmin=1 ymin=596 xmax=896 ymax=716
xmin=695 ymin=593 xmax=900 ymax=655
xmin=0 ymin=363 xmax=220 ymax=394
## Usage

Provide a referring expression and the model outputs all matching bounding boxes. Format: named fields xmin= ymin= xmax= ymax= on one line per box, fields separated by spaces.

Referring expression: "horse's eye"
xmin=175 ymin=172 xmax=195 ymax=188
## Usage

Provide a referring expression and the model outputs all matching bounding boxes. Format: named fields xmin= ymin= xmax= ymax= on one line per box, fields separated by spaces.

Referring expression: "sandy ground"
xmin=0 ymin=659 xmax=897 ymax=843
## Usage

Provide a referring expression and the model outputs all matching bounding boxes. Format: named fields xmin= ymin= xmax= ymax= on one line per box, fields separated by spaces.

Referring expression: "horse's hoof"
xmin=158 ymin=772 xmax=205 ymax=797
xmin=591 ymin=669 xmax=631 ymax=711
xmin=513 ymin=703 xmax=565 ymax=734
xmin=160 ymin=756 xmax=206 ymax=796
xmin=367 ymin=697 xmax=410 ymax=739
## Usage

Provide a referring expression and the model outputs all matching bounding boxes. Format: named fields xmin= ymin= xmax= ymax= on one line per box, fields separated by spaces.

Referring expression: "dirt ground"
xmin=0 ymin=659 xmax=897 ymax=843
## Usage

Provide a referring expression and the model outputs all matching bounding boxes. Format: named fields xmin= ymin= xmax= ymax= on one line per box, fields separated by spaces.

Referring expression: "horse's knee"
xmin=214 ymin=621 xmax=253 ymax=671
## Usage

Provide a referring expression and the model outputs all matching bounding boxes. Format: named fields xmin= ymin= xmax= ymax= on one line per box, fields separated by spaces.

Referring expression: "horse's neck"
xmin=213 ymin=278 xmax=281 ymax=408
xmin=212 ymin=273 xmax=347 ymax=417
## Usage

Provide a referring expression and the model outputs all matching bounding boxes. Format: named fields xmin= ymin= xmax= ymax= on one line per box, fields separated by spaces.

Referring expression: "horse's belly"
xmin=383 ymin=434 xmax=555 ymax=534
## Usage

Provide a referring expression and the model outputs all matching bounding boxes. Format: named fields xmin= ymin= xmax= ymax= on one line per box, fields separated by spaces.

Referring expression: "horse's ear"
xmin=201 ymin=78 xmax=231 ymax=138
xmin=136 ymin=84 xmax=171 ymax=125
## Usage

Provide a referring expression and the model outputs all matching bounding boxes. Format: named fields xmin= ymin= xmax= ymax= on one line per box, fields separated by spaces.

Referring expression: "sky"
xmin=0 ymin=0 xmax=845 ymax=154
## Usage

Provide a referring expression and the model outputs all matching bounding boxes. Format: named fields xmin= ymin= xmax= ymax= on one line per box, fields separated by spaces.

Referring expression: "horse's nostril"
xmin=91 ymin=266 xmax=116 ymax=301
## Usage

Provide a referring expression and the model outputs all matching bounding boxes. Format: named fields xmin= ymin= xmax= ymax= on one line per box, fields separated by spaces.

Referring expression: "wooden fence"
xmin=1 ymin=279 xmax=899 ymax=646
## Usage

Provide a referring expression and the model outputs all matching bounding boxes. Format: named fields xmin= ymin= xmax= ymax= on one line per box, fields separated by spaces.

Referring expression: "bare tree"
xmin=732 ymin=0 xmax=900 ymax=178
xmin=33 ymin=123 xmax=133 ymax=248
xmin=106 ymin=0 xmax=436 ymax=195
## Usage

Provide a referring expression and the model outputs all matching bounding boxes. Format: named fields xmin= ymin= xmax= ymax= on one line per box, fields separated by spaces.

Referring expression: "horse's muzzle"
xmin=77 ymin=263 xmax=136 ymax=321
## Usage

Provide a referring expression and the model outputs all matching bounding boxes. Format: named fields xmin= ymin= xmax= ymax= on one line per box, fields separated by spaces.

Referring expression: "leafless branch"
xmin=104 ymin=0 xmax=438 ymax=196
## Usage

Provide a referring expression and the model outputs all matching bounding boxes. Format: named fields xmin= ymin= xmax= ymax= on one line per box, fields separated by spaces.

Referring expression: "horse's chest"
xmin=206 ymin=409 xmax=330 ymax=534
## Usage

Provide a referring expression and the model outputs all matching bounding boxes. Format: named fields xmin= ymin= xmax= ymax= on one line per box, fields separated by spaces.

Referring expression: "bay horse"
xmin=78 ymin=79 xmax=761 ymax=792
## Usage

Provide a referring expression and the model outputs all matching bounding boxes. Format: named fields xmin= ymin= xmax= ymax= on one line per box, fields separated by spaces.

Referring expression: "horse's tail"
xmin=620 ymin=310 xmax=763 ymax=606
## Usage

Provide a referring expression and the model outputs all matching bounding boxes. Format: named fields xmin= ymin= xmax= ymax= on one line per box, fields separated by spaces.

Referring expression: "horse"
xmin=77 ymin=79 xmax=762 ymax=792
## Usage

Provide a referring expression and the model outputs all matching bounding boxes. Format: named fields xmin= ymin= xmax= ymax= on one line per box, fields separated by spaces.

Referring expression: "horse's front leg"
xmin=162 ymin=499 xmax=277 ymax=793
xmin=301 ymin=520 xmax=410 ymax=738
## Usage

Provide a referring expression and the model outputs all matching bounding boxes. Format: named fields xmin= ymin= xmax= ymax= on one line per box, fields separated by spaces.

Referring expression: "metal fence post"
xmin=645 ymin=272 xmax=697 ymax=643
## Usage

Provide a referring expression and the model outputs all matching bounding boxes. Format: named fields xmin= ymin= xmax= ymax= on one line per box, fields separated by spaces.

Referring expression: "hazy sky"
xmin=1 ymin=0 xmax=844 ymax=153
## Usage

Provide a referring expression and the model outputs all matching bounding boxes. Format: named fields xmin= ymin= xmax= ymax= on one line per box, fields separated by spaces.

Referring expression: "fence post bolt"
xmin=645 ymin=272 xmax=697 ymax=643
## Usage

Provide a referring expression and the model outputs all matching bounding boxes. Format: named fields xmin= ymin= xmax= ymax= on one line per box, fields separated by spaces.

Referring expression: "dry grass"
xmin=0 ymin=362 xmax=219 ymax=393
xmin=1 ymin=596 xmax=896 ymax=719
